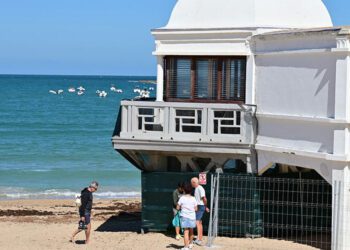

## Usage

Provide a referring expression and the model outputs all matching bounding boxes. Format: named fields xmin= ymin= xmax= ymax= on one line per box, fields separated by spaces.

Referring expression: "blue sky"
xmin=0 ymin=0 xmax=348 ymax=76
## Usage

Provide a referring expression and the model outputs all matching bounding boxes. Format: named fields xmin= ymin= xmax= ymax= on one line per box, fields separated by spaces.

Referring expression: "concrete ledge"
xmin=256 ymin=112 xmax=349 ymax=125
xmin=113 ymin=137 xmax=252 ymax=154
xmin=256 ymin=144 xmax=349 ymax=162
xmin=254 ymin=48 xmax=333 ymax=56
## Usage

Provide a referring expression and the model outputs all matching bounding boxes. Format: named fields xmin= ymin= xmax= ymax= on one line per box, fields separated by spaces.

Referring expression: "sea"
xmin=0 ymin=75 xmax=156 ymax=200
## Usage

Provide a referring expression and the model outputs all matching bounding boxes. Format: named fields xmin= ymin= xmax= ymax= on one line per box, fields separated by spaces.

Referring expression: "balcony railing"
xmin=117 ymin=100 xmax=256 ymax=145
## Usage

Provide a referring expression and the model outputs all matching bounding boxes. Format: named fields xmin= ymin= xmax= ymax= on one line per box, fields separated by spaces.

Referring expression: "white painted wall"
xmin=253 ymin=30 xmax=350 ymax=190
xmin=257 ymin=117 xmax=336 ymax=153
xmin=256 ymin=52 xmax=337 ymax=117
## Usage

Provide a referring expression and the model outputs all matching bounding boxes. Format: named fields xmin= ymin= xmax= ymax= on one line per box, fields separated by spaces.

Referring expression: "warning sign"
xmin=199 ymin=172 xmax=207 ymax=185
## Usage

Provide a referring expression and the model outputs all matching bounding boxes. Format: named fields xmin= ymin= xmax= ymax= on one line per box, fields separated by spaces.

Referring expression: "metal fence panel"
xmin=141 ymin=172 xmax=331 ymax=249
xmin=208 ymin=173 xmax=332 ymax=250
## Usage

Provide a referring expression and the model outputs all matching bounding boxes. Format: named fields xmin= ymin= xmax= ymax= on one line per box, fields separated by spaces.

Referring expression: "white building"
xmin=113 ymin=0 xmax=350 ymax=249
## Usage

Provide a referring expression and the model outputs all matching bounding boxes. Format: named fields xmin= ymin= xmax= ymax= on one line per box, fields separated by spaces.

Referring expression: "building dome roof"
xmin=165 ymin=0 xmax=333 ymax=29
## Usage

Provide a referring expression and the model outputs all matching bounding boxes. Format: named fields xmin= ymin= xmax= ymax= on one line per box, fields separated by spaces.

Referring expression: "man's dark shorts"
xmin=84 ymin=213 xmax=91 ymax=225
xmin=196 ymin=205 xmax=205 ymax=221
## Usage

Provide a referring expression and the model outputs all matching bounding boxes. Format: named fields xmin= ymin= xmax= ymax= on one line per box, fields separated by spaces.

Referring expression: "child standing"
xmin=176 ymin=183 xmax=198 ymax=250
xmin=173 ymin=182 xmax=184 ymax=240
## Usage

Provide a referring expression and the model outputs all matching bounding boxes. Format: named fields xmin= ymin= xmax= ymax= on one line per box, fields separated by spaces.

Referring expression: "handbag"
xmin=75 ymin=194 xmax=81 ymax=206
xmin=172 ymin=211 xmax=181 ymax=227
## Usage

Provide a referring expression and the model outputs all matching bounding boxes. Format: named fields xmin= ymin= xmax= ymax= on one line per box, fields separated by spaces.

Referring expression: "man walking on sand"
xmin=70 ymin=181 xmax=99 ymax=244
xmin=191 ymin=177 xmax=209 ymax=246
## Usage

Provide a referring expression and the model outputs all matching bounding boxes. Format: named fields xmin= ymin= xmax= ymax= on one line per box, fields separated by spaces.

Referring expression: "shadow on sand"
xmin=165 ymin=243 xmax=183 ymax=249
xmin=95 ymin=211 xmax=142 ymax=233
xmin=95 ymin=210 xmax=184 ymax=248
xmin=74 ymin=240 xmax=86 ymax=245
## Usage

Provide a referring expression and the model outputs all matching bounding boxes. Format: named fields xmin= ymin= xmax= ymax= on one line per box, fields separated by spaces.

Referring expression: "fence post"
xmin=207 ymin=172 xmax=220 ymax=248
xmin=214 ymin=172 xmax=220 ymax=238
xmin=207 ymin=174 xmax=216 ymax=247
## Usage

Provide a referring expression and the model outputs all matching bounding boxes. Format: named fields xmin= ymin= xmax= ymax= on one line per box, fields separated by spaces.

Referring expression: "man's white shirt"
xmin=194 ymin=185 xmax=206 ymax=206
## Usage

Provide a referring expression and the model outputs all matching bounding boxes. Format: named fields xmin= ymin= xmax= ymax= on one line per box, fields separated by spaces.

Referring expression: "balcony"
xmin=113 ymin=100 xmax=256 ymax=154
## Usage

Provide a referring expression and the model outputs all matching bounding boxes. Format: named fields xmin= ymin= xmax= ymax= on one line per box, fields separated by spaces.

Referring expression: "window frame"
xmin=164 ymin=56 xmax=247 ymax=104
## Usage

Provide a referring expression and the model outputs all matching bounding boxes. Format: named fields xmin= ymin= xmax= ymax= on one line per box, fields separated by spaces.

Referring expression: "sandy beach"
xmin=0 ymin=199 xmax=319 ymax=250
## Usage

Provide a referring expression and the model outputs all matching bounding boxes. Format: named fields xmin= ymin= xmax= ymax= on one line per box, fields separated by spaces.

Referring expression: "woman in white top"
xmin=177 ymin=183 xmax=198 ymax=250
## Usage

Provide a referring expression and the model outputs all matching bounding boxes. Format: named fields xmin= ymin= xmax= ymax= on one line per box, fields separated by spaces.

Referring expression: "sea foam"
xmin=0 ymin=188 xmax=140 ymax=200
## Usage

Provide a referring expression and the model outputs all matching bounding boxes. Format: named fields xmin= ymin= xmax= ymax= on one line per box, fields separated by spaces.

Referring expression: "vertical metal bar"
xmin=299 ymin=172 xmax=303 ymax=245
xmin=214 ymin=173 xmax=220 ymax=238
xmin=207 ymin=174 xmax=215 ymax=247
xmin=232 ymin=175 xmax=235 ymax=237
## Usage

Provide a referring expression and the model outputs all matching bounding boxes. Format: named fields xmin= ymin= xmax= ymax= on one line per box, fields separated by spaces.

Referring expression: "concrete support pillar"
xmin=246 ymin=153 xmax=257 ymax=174
xmin=156 ymin=56 xmax=164 ymax=102
xmin=333 ymin=32 xmax=350 ymax=157
xmin=334 ymin=128 xmax=350 ymax=155
xmin=334 ymin=55 xmax=350 ymax=120
xmin=332 ymin=167 xmax=350 ymax=250
xmin=334 ymin=31 xmax=350 ymax=120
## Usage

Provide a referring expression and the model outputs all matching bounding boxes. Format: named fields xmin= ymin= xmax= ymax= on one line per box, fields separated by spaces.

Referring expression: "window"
xmin=195 ymin=59 xmax=218 ymax=100
xmin=165 ymin=56 xmax=246 ymax=103
xmin=166 ymin=58 xmax=192 ymax=99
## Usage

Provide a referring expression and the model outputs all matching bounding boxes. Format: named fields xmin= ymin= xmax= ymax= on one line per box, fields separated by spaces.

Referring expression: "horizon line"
xmin=0 ymin=73 xmax=156 ymax=78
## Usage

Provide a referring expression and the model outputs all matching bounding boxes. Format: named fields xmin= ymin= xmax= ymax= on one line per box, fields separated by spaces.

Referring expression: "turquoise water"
xmin=0 ymin=75 xmax=156 ymax=199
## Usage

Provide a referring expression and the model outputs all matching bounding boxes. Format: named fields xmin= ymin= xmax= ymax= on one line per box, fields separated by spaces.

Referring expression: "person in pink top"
xmin=176 ymin=183 xmax=198 ymax=250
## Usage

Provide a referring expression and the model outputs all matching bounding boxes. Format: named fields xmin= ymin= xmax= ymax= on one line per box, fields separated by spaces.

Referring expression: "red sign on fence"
xmin=199 ymin=172 xmax=207 ymax=185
